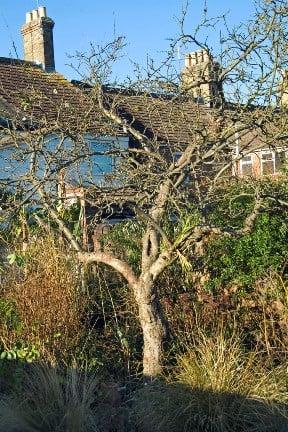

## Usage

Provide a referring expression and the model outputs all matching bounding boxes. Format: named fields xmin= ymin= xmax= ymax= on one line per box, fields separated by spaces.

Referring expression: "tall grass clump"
xmin=174 ymin=332 xmax=288 ymax=400
xmin=0 ymin=364 xmax=101 ymax=432
xmin=133 ymin=332 xmax=288 ymax=432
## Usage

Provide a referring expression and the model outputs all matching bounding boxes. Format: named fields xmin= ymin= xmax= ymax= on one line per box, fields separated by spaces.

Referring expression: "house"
xmin=181 ymin=50 xmax=288 ymax=177
xmin=0 ymin=5 xmax=287 ymax=193
xmin=0 ymin=7 xmax=218 ymax=192
xmin=0 ymin=10 xmax=129 ymax=190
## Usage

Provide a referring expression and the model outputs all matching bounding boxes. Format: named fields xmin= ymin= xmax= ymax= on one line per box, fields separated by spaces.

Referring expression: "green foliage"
xmin=204 ymin=212 xmax=288 ymax=291
xmin=102 ymin=220 xmax=143 ymax=269
xmin=0 ymin=344 xmax=40 ymax=363
xmin=7 ymin=252 xmax=26 ymax=268
xmin=59 ymin=202 xmax=83 ymax=238
xmin=167 ymin=205 xmax=201 ymax=242
xmin=0 ymin=299 xmax=22 ymax=332
xmin=0 ymin=298 xmax=40 ymax=388
xmin=208 ymin=178 xmax=288 ymax=229
xmin=0 ymin=344 xmax=41 ymax=393
xmin=179 ymin=179 xmax=288 ymax=292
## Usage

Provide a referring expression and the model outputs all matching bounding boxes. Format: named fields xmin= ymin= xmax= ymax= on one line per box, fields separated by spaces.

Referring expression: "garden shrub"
xmin=0 ymin=236 xmax=88 ymax=365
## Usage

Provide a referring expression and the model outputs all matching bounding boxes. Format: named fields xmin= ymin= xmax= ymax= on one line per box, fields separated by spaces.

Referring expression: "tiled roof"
xmin=0 ymin=58 xmax=285 ymax=152
xmin=97 ymin=88 xmax=224 ymax=146
xmin=0 ymin=97 xmax=15 ymax=123
xmin=109 ymin=93 xmax=286 ymax=150
xmin=236 ymin=130 xmax=266 ymax=152
xmin=71 ymin=81 xmax=223 ymax=145
xmin=0 ymin=57 xmax=115 ymax=135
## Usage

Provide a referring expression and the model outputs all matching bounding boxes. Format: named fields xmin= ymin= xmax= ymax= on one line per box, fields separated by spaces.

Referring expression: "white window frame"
xmin=239 ymin=154 xmax=253 ymax=176
xmin=232 ymin=139 xmax=239 ymax=177
xmin=260 ymin=150 xmax=275 ymax=175
xmin=235 ymin=147 xmax=288 ymax=177
xmin=275 ymin=149 xmax=288 ymax=172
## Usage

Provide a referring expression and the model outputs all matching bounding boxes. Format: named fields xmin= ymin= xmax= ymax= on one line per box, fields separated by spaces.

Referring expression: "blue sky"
xmin=0 ymin=1 xmax=255 ymax=81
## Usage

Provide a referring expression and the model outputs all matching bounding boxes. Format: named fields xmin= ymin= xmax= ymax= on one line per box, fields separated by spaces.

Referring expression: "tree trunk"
xmin=78 ymin=250 xmax=165 ymax=378
xmin=134 ymin=276 xmax=166 ymax=379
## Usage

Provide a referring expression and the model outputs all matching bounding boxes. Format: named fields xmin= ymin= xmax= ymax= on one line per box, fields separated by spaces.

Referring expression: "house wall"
xmin=0 ymin=134 xmax=129 ymax=191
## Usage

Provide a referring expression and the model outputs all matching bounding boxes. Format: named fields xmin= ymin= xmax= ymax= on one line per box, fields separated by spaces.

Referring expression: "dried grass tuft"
xmin=133 ymin=332 xmax=288 ymax=432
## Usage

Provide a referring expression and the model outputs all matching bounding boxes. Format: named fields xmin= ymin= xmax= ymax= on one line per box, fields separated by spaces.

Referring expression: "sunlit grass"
xmin=133 ymin=331 xmax=288 ymax=432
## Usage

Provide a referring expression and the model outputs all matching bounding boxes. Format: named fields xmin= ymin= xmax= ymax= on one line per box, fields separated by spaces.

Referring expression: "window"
xmin=238 ymin=149 xmax=287 ymax=177
xmin=240 ymin=154 xmax=253 ymax=176
xmin=261 ymin=151 xmax=275 ymax=175
xmin=64 ymin=135 xmax=129 ymax=187
xmin=275 ymin=151 xmax=287 ymax=172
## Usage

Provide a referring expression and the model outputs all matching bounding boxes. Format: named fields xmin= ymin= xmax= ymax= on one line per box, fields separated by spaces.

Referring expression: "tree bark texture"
xmin=133 ymin=276 xmax=166 ymax=379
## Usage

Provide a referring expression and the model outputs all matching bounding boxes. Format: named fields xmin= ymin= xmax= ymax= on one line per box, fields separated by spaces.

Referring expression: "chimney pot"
xmin=32 ymin=9 xmax=39 ymax=21
xmin=26 ymin=12 xmax=32 ymax=23
xmin=38 ymin=6 xmax=47 ymax=18
xmin=185 ymin=54 xmax=191 ymax=68
xmin=191 ymin=53 xmax=196 ymax=65
xmin=181 ymin=49 xmax=223 ymax=106
xmin=203 ymin=50 xmax=209 ymax=62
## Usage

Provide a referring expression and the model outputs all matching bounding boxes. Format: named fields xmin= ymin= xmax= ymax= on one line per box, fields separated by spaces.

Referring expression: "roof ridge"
xmin=0 ymin=57 xmax=42 ymax=68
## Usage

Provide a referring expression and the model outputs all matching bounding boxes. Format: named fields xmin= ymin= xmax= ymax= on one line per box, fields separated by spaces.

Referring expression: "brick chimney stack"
xmin=21 ymin=6 xmax=55 ymax=72
xmin=182 ymin=50 xmax=223 ymax=107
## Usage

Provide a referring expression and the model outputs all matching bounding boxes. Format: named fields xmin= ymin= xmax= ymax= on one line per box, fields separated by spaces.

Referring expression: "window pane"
xmin=262 ymin=161 xmax=274 ymax=175
xmin=261 ymin=152 xmax=273 ymax=161
xmin=173 ymin=152 xmax=182 ymax=162
xmin=275 ymin=151 xmax=286 ymax=172
xmin=241 ymin=163 xmax=253 ymax=175
xmin=242 ymin=155 xmax=252 ymax=163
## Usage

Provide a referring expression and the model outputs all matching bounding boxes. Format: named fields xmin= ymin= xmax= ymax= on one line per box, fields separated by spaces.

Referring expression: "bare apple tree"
xmin=0 ymin=0 xmax=287 ymax=378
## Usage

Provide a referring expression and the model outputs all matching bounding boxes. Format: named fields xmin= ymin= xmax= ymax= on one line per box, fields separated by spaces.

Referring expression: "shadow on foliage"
xmin=132 ymin=381 xmax=288 ymax=432
xmin=0 ymin=361 xmax=129 ymax=432
xmin=1 ymin=363 xmax=288 ymax=431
